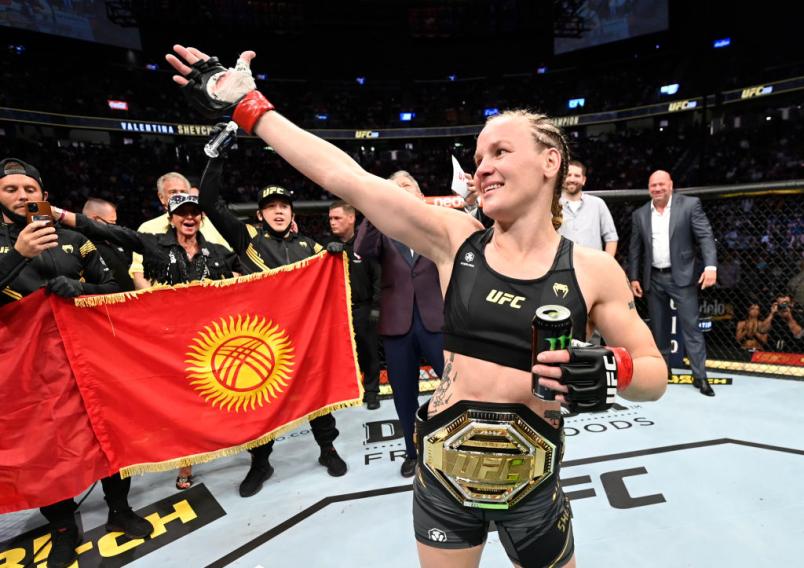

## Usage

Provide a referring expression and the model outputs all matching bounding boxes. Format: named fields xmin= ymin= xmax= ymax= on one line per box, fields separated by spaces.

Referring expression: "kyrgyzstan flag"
xmin=0 ymin=252 xmax=361 ymax=513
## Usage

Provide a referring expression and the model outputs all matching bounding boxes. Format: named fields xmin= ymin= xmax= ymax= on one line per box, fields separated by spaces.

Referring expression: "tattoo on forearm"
xmin=628 ymin=300 xmax=636 ymax=310
xmin=430 ymin=353 xmax=456 ymax=415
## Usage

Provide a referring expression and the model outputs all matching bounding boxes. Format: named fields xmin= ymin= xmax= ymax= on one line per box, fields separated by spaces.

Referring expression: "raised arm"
xmin=166 ymin=46 xmax=480 ymax=265
xmin=55 ymin=209 xmax=148 ymax=254
xmin=198 ymin=158 xmax=253 ymax=255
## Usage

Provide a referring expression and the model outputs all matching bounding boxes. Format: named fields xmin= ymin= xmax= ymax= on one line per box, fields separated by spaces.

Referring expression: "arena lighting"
xmin=107 ymin=100 xmax=129 ymax=111
xmin=660 ymin=83 xmax=680 ymax=95
xmin=484 ymin=108 xmax=500 ymax=117
xmin=399 ymin=112 xmax=415 ymax=122
xmin=315 ymin=114 xmax=328 ymax=121
xmin=448 ymin=74 xmax=457 ymax=81
xmin=713 ymin=37 xmax=731 ymax=48
xmin=145 ymin=63 xmax=158 ymax=71
xmin=256 ymin=73 xmax=267 ymax=81
xmin=356 ymin=77 xmax=366 ymax=85
xmin=537 ymin=66 xmax=548 ymax=74
xmin=568 ymin=98 xmax=585 ymax=109
xmin=8 ymin=44 xmax=25 ymax=55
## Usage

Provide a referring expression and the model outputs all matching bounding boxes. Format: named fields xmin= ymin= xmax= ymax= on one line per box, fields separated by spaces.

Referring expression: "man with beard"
xmin=197 ymin=154 xmax=348 ymax=498
xmin=0 ymin=158 xmax=150 ymax=568
xmin=558 ymin=160 xmax=618 ymax=256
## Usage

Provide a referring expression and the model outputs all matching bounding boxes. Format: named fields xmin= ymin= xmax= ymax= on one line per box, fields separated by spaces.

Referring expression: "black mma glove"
xmin=181 ymin=57 xmax=240 ymax=118
xmin=326 ymin=242 xmax=345 ymax=255
xmin=559 ymin=340 xmax=634 ymax=413
xmin=46 ymin=276 xmax=83 ymax=298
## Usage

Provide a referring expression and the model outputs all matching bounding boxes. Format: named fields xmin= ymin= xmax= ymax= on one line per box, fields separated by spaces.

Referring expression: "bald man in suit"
xmin=629 ymin=170 xmax=718 ymax=396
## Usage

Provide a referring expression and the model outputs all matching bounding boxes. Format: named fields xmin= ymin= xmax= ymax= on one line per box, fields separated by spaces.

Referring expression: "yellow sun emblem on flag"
xmin=185 ymin=314 xmax=295 ymax=412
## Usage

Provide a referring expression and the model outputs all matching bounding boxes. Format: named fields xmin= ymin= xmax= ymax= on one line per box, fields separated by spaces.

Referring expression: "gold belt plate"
xmin=423 ymin=409 xmax=556 ymax=509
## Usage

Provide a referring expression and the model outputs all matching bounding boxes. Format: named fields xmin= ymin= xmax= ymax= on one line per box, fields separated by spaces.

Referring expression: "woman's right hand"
xmin=166 ymin=46 xmax=256 ymax=102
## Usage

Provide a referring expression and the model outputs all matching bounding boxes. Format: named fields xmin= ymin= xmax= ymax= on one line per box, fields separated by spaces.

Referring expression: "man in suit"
xmin=629 ymin=170 xmax=718 ymax=396
xmin=355 ymin=171 xmax=445 ymax=478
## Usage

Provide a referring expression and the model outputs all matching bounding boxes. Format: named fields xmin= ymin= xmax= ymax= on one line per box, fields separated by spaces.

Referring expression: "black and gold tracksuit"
xmin=0 ymin=221 xmax=118 ymax=305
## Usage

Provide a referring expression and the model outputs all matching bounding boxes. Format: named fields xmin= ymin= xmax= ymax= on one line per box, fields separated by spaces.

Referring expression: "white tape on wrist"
xmin=208 ymin=69 xmax=257 ymax=103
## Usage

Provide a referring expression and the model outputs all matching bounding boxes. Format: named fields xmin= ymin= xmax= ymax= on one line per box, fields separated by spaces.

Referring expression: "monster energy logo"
xmin=544 ymin=334 xmax=572 ymax=350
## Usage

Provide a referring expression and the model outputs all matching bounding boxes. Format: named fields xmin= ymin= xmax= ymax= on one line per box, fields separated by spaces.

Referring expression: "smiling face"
xmin=170 ymin=204 xmax=202 ymax=238
xmin=0 ymin=173 xmax=46 ymax=221
xmin=473 ymin=114 xmax=562 ymax=223
xmin=564 ymin=164 xmax=586 ymax=196
xmin=648 ymin=170 xmax=673 ymax=208
xmin=258 ymin=199 xmax=293 ymax=233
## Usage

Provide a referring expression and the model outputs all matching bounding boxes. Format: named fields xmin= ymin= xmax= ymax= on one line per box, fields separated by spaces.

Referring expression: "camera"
xmin=778 ymin=302 xmax=789 ymax=310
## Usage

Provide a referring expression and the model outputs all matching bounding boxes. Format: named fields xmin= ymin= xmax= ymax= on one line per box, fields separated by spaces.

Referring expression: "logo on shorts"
xmin=460 ymin=251 xmax=475 ymax=268
xmin=428 ymin=528 xmax=447 ymax=542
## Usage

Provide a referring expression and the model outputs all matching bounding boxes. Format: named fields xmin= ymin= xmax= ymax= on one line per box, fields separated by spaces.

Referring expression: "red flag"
xmin=0 ymin=253 xmax=361 ymax=513
xmin=0 ymin=293 xmax=112 ymax=513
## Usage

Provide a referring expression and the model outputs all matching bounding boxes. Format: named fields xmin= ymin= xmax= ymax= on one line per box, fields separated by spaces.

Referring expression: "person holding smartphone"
xmin=0 ymin=158 xmax=151 ymax=568
xmin=759 ymin=294 xmax=804 ymax=352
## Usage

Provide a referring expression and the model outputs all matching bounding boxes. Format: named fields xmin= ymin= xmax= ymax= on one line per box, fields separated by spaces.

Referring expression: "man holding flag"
xmin=0 ymin=158 xmax=151 ymax=568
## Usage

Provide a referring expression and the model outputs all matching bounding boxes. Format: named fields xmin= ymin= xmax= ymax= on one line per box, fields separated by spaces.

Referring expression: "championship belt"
xmin=416 ymin=401 xmax=561 ymax=510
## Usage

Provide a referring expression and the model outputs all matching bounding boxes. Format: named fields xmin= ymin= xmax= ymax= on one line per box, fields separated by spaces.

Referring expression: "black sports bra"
xmin=442 ymin=230 xmax=588 ymax=372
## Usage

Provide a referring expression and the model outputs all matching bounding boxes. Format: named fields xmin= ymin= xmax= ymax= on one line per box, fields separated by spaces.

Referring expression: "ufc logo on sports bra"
xmin=485 ymin=289 xmax=527 ymax=309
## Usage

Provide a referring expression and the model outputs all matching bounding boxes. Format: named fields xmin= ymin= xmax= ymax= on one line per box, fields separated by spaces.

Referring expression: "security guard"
xmin=198 ymin=151 xmax=347 ymax=499
xmin=0 ymin=158 xmax=151 ymax=568
xmin=327 ymin=200 xmax=382 ymax=410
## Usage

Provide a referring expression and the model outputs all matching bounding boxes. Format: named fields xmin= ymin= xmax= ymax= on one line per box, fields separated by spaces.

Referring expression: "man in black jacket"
xmin=81 ymin=197 xmax=135 ymax=291
xmin=0 ymin=158 xmax=151 ymax=568
xmin=198 ymin=155 xmax=347 ymax=499
xmin=328 ymin=200 xmax=381 ymax=410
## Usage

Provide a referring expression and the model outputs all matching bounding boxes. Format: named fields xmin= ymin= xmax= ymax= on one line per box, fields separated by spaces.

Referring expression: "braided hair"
xmin=486 ymin=110 xmax=570 ymax=230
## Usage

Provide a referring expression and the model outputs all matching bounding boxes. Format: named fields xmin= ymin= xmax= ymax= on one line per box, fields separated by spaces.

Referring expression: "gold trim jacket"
xmin=0 ymin=221 xmax=118 ymax=305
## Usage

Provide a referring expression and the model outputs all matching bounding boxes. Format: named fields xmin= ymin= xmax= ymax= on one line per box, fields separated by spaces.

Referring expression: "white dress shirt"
xmin=650 ymin=196 xmax=716 ymax=272
xmin=650 ymin=196 xmax=672 ymax=269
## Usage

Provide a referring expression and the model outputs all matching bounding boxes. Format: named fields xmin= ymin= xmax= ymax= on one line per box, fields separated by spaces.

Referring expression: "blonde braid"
xmin=488 ymin=109 xmax=570 ymax=230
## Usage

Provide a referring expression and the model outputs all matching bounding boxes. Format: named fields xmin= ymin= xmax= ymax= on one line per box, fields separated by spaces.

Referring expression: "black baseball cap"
xmin=258 ymin=185 xmax=294 ymax=209
xmin=0 ymin=158 xmax=44 ymax=190
xmin=168 ymin=194 xmax=201 ymax=214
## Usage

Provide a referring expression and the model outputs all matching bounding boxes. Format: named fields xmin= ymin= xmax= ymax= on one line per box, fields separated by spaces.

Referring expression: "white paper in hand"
xmin=450 ymin=155 xmax=469 ymax=198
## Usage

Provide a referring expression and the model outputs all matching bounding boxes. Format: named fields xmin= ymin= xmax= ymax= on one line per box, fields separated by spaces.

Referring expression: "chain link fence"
xmin=600 ymin=181 xmax=804 ymax=378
